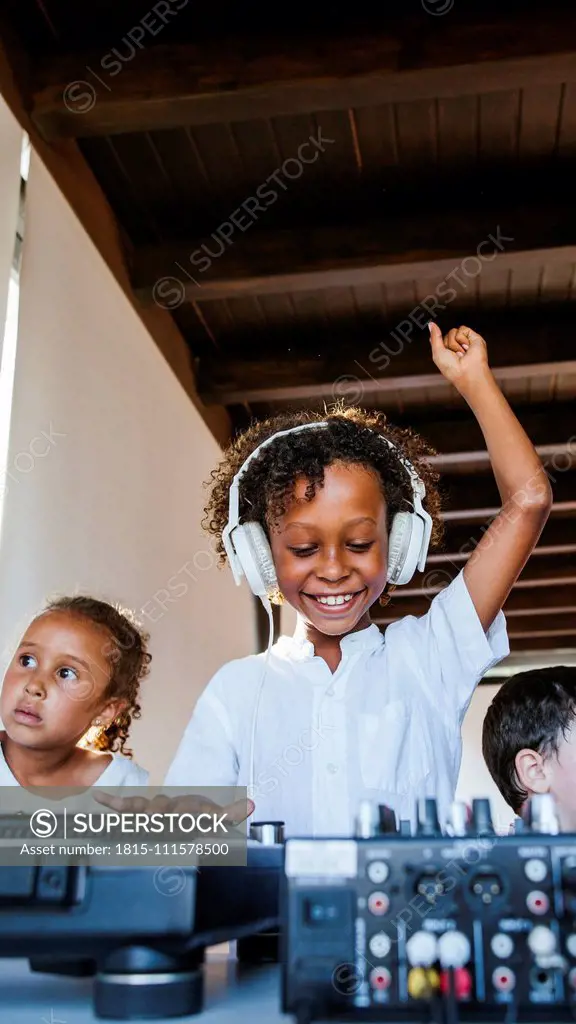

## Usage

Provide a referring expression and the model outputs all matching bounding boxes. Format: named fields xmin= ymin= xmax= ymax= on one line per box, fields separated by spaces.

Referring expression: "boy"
xmin=482 ymin=666 xmax=576 ymax=831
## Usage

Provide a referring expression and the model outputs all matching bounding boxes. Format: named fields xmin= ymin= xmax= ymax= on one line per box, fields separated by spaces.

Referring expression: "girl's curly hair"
xmin=43 ymin=596 xmax=151 ymax=757
xmin=202 ymin=404 xmax=444 ymax=565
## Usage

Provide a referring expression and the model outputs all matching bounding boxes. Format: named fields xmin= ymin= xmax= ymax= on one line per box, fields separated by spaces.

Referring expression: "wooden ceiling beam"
xmin=509 ymin=635 xmax=576 ymax=652
xmin=132 ymin=205 xmax=576 ymax=302
xmin=28 ymin=9 xmax=576 ymax=138
xmin=398 ymin=403 xmax=576 ymax=457
xmin=429 ymin=445 xmax=574 ymax=475
xmin=196 ymin=314 xmax=576 ymax=405
xmin=375 ymin=585 xmax=576 ymax=624
xmin=435 ymin=519 xmax=576 ymax=565
xmin=199 ymin=359 xmax=576 ymax=407
xmin=393 ymin=553 xmax=576 ymax=600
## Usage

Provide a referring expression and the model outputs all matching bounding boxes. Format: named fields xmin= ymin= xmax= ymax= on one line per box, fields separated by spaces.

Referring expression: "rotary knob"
xmin=249 ymin=821 xmax=285 ymax=845
xmin=523 ymin=795 xmax=560 ymax=835
xmin=445 ymin=802 xmax=471 ymax=837
xmin=471 ymin=799 xmax=494 ymax=835
xmin=356 ymin=800 xmax=378 ymax=838
xmin=416 ymin=799 xmax=441 ymax=837
xmin=378 ymin=804 xmax=399 ymax=834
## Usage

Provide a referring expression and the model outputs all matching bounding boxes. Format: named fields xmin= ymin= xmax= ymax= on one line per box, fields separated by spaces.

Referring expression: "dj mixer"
xmin=2 ymin=798 xmax=576 ymax=1022
xmin=282 ymin=796 xmax=576 ymax=1022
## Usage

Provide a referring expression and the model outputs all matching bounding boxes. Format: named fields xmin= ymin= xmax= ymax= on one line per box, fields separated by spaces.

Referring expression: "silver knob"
xmin=416 ymin=798 xmax=441 ymax=836
xmin=356 ymin=800 xmax=378 ymax=838
xmin=249 ymin=821 xmax=285 ymax=845
xmin=523 ymin=795 xmax=559 ymax=835
xmin=445 ymin=802 xmax=470 ymax=837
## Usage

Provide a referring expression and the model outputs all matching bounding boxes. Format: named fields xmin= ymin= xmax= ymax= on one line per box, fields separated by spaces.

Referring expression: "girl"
xmin=165 ymin=322 xmax=552 ymax=835
xmin=0 ymin=595 xmax=150 ymax=788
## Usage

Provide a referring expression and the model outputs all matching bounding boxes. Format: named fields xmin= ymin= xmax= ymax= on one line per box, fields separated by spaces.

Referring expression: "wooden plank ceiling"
xmin=1 ymin=0 xmax=575 ymax=664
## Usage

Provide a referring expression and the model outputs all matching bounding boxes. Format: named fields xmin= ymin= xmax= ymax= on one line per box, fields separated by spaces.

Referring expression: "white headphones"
xmin=222 ymin=421 xmax=433 ymax=600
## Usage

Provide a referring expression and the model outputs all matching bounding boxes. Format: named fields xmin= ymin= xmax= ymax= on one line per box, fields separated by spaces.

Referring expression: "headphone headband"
xmin=226 ymin=420 xmax=426 ymax=529
xmin=227 ymin=423 xmax=325 ymax=529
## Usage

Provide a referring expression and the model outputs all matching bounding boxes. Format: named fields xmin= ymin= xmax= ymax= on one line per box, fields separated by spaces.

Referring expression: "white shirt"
xmin=165 ymin=571 xmax=509 ymax=835
xmin=0 ymin=744 xmax=149 ymax=787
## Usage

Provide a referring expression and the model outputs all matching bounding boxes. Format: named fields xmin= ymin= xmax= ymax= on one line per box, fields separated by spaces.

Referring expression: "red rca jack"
xmin=492 ymin=967 xmax=516 ymax=993
xmin=440 ymin=968 xmax=473 ymax=1000
xmin=526 ymin=890 xmax=550 ymax=915
xmin=370 ymin=967 xmax=392 ymax=991
xmin=368 ymin=892 xmax=390 ymax=916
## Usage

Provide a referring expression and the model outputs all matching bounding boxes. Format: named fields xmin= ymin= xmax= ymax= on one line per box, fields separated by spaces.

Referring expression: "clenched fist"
xmin=428 ymin=322 xmax=492 ymax=394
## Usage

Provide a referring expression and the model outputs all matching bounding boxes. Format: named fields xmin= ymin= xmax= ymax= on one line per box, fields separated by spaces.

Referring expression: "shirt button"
xmin=326 ymin=687 xmax=335 ymax=697
xmin=327 ymin=763 xmax=339 ymax=774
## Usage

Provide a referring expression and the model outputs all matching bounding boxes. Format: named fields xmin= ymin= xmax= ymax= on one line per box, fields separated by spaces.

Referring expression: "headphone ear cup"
xmin=387 ymin=512 xmax=425 ymax=586
xmin=230 ymin=522 xmax=278 ymax=599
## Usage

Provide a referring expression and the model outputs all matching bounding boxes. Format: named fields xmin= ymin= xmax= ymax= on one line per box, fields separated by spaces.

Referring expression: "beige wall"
xmin=0 ymin=153 xmax=254 ymax=782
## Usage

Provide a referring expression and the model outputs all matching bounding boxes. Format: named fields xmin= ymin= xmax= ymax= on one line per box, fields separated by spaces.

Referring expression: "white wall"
xmin=0 ymin=153 xmax=254 ymax=782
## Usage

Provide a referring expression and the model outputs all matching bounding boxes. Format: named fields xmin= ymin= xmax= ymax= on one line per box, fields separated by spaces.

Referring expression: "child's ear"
xmin=95 ymin=698 xmax=128 ymax=728
xmin=515 ymin=748 xmax=551 ymax=797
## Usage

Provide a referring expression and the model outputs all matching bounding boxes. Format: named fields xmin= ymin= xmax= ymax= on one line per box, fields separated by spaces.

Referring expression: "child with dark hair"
xmin=162 ymin=322 xmax=552 ymax=835
xmin=0 ymin=595 xmax=150 ymax=787
xmin=482 ymin=666 xmax=576 ymax=830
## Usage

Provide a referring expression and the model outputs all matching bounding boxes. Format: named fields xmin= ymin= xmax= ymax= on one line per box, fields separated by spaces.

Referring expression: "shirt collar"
xmin=275 ymin=615 xmax=384 ymax=661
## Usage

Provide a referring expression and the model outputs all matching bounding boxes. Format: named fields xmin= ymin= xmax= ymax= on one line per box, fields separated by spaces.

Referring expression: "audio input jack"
xmin=407 ymin=966 xmax=441 ymax=1001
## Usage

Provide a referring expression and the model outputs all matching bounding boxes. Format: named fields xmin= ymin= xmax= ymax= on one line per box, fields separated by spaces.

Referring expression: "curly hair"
xmin=43 ymin=595 xmax=151 ymax=758
xmin=202 ymin=404 xmax=444 ymax=567
xmin=482 ymin=667 xmax=576 ymax=812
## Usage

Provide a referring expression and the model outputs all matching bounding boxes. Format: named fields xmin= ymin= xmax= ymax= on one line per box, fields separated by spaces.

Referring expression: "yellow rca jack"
xmin=408 ymin=967 xmax=441 ymax=1000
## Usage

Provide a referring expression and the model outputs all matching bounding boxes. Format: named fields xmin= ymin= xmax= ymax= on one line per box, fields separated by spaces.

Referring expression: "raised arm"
xmin=428 ymin=322 xmax=553 ymax=631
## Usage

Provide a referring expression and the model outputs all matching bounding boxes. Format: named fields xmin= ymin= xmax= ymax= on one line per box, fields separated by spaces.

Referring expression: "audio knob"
xmin=522 ymin=795 xmax=560 ymax=835
xmin=471 ymin=799 xmax=494 ymax=835
xmin=249 ymin=821 xmax=285 ymax=845
xmin=378 ymin=804 xmax=398 ymax=834
xmin=416 ymin=799 xmax=441 ymax=836
xmin=445 ymin=802 xmax=471 ymax=837
xmin=356 ymin=800 xmax=378 ymax=838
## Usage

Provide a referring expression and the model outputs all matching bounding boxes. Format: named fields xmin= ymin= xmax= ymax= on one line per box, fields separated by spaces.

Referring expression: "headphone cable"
xmin=247 ymin=596 xmax=275 ymax=814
